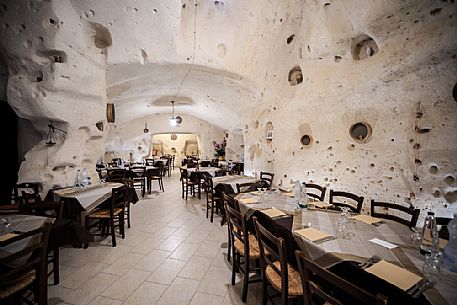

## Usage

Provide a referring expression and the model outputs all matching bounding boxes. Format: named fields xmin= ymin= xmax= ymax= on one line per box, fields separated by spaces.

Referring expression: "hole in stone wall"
xmin=287 ymin=34 xmax=295 ymax=44
xmin=300 ymin=135 xmax=312 ymax=146
xmin=36 ymin=49 xmax=67 ymax=63
xmin=351 ymin=34 xmax=379 ymax=60
xmin=288 ymin=65 xmax=302 ymax=86
xmin=95 ymin=121 xmax=103 ymax=131
xmin=349 ymin=122 xmax=372 ymax=143
xmin=453 ymin=82 xmax=457 ymax=103
xmin=430 ymin=165 xmax=438 ymax=174
xmin=265 ymin=122 xmax=273 ymax=142
xmin=89 ymin=22 xmax=112 ymax=49
xmin=107 ymin=103 xmax=115 ymax=123
xmin=445 ymin=175 xmax=455 ymax=185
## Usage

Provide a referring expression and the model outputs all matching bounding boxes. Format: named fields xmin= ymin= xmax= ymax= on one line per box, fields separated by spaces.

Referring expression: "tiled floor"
xmin=49 ymin=171 xmax=263 ymax=305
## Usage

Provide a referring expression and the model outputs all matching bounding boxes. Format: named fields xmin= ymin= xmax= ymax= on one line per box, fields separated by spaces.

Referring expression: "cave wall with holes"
xmin=242 ymin=0 xmax=457 ymax=218
xmin=105 ymin=113 xmax=227 ymax=163
xmin=0 ymin=0 xmax=108 ymax=193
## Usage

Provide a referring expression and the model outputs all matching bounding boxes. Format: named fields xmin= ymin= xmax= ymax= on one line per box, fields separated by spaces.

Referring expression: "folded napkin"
xmin=283 ymin=192 xmax=294 ymax=198
xmin=279 ymin=187 xmax=292 ymax=193
xmin=295 ymin=227 xmax=332 ymax=242
xmin=0 ymin=232 xmax=18 ymax=242
xmin=261 ymin=208 xmax=287 ymax=218
xmin=351 ymin=214 xmax=383 ymax=225
xmin=312 ymin=201 xmax=333 ymax=209
xmin=365 ymin=260 xmax=422 ymax=291
xmin=239 ymin=197 xmax=259 ymax=204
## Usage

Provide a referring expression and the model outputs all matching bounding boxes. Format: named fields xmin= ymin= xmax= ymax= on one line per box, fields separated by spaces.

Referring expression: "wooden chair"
xmin=85 ymin=185 xmax=128 ymax=247
xmin=179 ymin=168 xmax=199 ymax=200
xmin=370 ymin=200 xmax=420 ymax=228
xmin=223 ymin=193 xmax=239 ymax=262
xmin=305 ymin=183 xmax=327 ymax=202
xmin=105 ymin=168 xmax=127 ymax=183
xmin=129 ymin=166 xmax=146 ymax=197
xmin=204 ymin=175 xmax=222 ymax=222
xmin=236 ymin=181 xmax=266 ymax=193
xmin=0 ymin=182 xmax=41 ymax=214
xmin=260 ymin=172 xmax=275 ymax=189
xmin=253 ymin=217 xmax=303 ymax=305
xmin=225 ymin=203 xmax=262 ymax=302
xmin=146 ymin=166 xmax=164 ymax=193
xmin=436 ymin=217 xmax=452 ymax=240
xmin=295 ymin=250 xmax=388 ymax=305
xmin=0 ymin=223 xmax=51 ymax=305
xmin=200 ymin=160 xmax=211 ymax=167
xmin=329 ymin=190 xmax=364 ymax=213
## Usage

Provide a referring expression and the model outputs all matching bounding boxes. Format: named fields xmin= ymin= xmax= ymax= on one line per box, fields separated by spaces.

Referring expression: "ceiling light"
xmin=169 ymin=101 xmax=182 ymax=126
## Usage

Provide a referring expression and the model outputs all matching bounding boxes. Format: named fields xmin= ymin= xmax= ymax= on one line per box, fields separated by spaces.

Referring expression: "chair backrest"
xmin=295 ymin=250 xmax=387 ymax=305
xmin=329 ymin=190 xmax=364 ymax=213
xmin=130 ymin=166 xmax=146 ymax=178
xmin=370 ymin=200 xmax=420 ymax=228
xmin=260 ymin=172 xmax=274 ymax=188
xmin=106 ymin=169 xmax=127 ymax=183
xmin=236 ymin=181 xmax=265 ymax=193
xmin=305 ymin=183 xmax=327 ymax=202
xmin=0 ymin=222 xmax=51 ymax=305
xmin=203 ymin=175 xmax=214 ymax=194
xmin=436 ymin=217 xmax=452 ymax=240
xmin=223 ymin=192 xmax=240 ymax=211
xmin=22 ymin=191 xmax=64 ymax=219
xmin=253 ymin=216 xmax=289 ymax=298
xmin=225 ymin=203 xmax=249 ymax=257
xmin=111 ymin=185 xmax=128 ymax=210
xmin=13 ymin=182 xmax=40 ymax=204
xmin=200 ymin=160 xmax=211 ymax=167
xmin=180 ymin=168 xmax=190 ymax=181
xmin=145 ymin=158 xmax=155 ymax=166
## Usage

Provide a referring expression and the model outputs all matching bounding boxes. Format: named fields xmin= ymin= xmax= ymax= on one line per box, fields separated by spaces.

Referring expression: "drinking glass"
xmin=423 ymin=251 xmax=442 ymax=280
xmin=410 ymin=226 xmax=423 ymax=246
xmin=339 ymin=207 xmax=354 ymax=239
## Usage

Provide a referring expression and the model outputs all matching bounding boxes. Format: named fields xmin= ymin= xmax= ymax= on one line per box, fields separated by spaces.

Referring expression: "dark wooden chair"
xmin=260 ymin=172 xmax=275 ymax=189
xmin=204 ymin=175 xmax=222 ymax=222
xmin=85 ymin=185 xmax=128 ymax=247
xmin=0 ymin=182 xmax=41 ymax=214
xmin=370 ymin=200 xmax=420 ymax=228
xmin=436 ymin=217 xmax=452 ymax=240
xmin=305 ymin=183 xmax=327 ymax=202
xmin=180 ymin=168 xmax=199 ymax=200
xmin=223 ymin=193 xmax=239 ymax=262
xmin=146 ymin=166 xmax=164 ymax=193
xmin=106 ymin=168 xmax=127 ymax=183
xmin=0 ymin=223 xmax=51 ymax=305
xmin=329 ymin=190 xmax=364 ymax=213
xmin=200 ymin=160 xmax=211 ymax=167
xmin=236 ymin=181 xmax=267 ymax=193
xmin=225 ymin=203 xmax=262 ymax=302
xmin=129 ymin=166 xmax=146 ymax=197
xmin=295 ymin=250 xmax=388 ymax=305
xmin=253 ymin=217 xmax=303 ymax=305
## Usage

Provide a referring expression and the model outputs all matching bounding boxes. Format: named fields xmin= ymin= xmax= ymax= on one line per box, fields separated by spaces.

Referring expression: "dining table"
xmin=212 ymin=174 xmax=262 ymax=194
xmin=235 ymin=190 xmax=457 ymax=305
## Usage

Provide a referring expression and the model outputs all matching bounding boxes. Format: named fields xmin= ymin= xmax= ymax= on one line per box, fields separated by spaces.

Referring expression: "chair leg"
xmin=126 ymin=203 xmax=131 ymax=228
xmin=210 ymin=200 xmax=214 ymax=223
xmin=110 ymin=218 xmax=117 ymax=247
xmin=231 ymin=251 xmax=237 ymax=285
xmin=242 ymin=255 xmax=249 ymax=302
xmin=227 ymin=227 xmax=231 ymax=262
xmin=182 ymin=183 xmax=185 ymax=198
xmin=261 ymin=273 xmax=268 ymax=305
xmin=53 ymin=247 xmax=60 ymax=285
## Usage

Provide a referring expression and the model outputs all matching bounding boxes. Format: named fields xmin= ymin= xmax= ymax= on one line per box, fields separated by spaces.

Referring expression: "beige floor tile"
xmin=146 ymin=258 xmax=186 ymax=285
xmin=150 ymin=227 xmax=177 ymax=239
xmin=87 ymin=296 xmax=123 ymax=305
xmin=178 ymin=255 xmax=213 ymax=281
xmin=59 ymin=261 xmax=109 ymax=289
xmin=101 ymin=269 xmax=150 ymax=300
xmin=48 ymin=285 xmax=73 ymax=304
xmin=85 ymin=244 xmax=131 ymax=264
xmin=123 ymin=281 xmax=168 ymax=305
xmin=189 ymin=292 xmax=224 ymax=305
xmin=185 ymin=230 xmax=210 ymax=244
xmin=130 ymin=237 xmax=163 ymax=255
xmin=156 ymin=236 xmax=186 ymax=252
xmin=103 ymin=252 xmax=145 ymax=275
xmin=169 ymin=242 xmax=200 ymax=261
xmin=194 ymin=240 xmax=224 ymax=258
xmin=156 ymin=277 xmax=200 ymax=305
xmin=133 ymin=249 xmax=170 ymax=272
xmin=198 ymin=266 xmax=231 ymax=296
xmin=64 ymin=272 xmax=118 ymax=305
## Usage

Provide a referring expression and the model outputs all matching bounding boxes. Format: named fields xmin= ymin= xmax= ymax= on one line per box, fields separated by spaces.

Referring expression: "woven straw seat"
xmin=89 ymin=207 xmax=123 ymax=218
xmin=265 ymin=261 xmax=303 ymax=296
xmin=0 ymin=270 xmax=36 ymax=299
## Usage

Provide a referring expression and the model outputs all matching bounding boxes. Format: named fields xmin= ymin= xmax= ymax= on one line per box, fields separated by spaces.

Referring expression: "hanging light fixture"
xmin=143 ymin=122 xmax=149 ymax=133
xmin=169 ymin=101 xmax=182 ymax=126
xmin=46 ymin=121 xmax=67 ymax=145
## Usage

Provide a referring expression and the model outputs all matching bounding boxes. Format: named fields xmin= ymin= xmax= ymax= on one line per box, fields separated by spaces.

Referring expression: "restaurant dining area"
xmin=1 ymin=0 xmax=457 ymax=305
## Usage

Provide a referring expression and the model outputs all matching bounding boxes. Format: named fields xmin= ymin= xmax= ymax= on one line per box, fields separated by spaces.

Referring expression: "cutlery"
xmin=358 ymin=255 xmax=381 ymax=269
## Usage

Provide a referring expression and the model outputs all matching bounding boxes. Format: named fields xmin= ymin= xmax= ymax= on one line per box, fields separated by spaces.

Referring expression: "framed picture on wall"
xmin=266 ymin=130 xmax=273 ymax=140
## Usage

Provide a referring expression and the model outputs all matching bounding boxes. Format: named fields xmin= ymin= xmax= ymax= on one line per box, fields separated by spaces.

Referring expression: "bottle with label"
xmin=443 ymin=213 xmax=457 ymax=272
xmin=75 ymin=169 xmax=81 ymax=187
xmin=420 ymin=211 xmax=439 ymax=256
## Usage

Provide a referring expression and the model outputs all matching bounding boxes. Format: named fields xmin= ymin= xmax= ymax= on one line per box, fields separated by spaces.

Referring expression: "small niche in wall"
xmin=351 ymin=34 xmax=379 ymax=60
xmin=171 ymin=147 xmax=177 ymax=153
xmin=288 ymin=65 xmax=303 ymax=86
xmin=265 ymin=122 xmax=273 ymax=143
xmin=349 ymin=122 xmax=372 ymax=143
xmin=300 ymin=134 xmax=313 ymax=146
xmin=95 ymin=121 xmax=103 ymax=131
xmin=107 ymin=103 xmax=115 ymax=123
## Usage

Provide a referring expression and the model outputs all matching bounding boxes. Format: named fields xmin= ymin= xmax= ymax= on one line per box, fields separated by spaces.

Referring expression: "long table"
xmin=235 ymin=190 xmax=457 ymax=305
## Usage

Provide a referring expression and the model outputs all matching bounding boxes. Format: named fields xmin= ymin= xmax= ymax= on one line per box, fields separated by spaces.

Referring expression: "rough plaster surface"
xmin=0 ymin=0 xmax=456 ymax=220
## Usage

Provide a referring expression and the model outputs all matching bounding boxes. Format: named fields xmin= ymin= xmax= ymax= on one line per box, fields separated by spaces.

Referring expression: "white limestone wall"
xmin=152 ymin=133 xmax=199 ymax=166
xmin=105 ymin=113 xmax=225 ymax=165
xmin=242 ymin=1 xmax=457 ymax=219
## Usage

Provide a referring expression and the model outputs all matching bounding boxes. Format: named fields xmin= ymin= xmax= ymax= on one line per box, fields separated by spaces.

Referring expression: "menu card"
xmin=351 ymin=214 xmax=383 ymax=225
xmin=239 ymin=197 xmax=259 ymax=204
xmin=365 ymin=260 xmax=422 ymax=291
xmin=261 ymin=208 xmax=287 ymax=218
xmin=295 ymin=227 xmax=332 ymax=242
xmin=312 ymin=201 xmax=333 ymax=209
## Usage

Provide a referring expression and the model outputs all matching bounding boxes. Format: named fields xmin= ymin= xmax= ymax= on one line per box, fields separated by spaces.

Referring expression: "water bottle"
xmin=294 ymin=180 xmax=302 ymax=205
xmin=75 ymin=169 xmax=81 ymax=187
xmin=420 ymin=212 xmax=439 ymax=256
xmin=300 ymin=182 xmax=309 ymax=208
xmin=443 ymin=213 xmax=457 ymax=272
xmin=81 ymin=168 xmax=89 ymax=187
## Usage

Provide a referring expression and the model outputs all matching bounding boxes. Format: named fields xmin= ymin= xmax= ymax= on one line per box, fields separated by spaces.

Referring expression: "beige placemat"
xmin=312 ymin=201 xmax=333 ymax=209
xmin=295 ymin=227 xmax=332 ymax=242
xmin=351 ymin=214 xmax=383 ymax=225
xmin=239 ymin=197 xmax=259 ymax=204
xmin=365 ymin=260 xmax=422 ymax=291
xmin=261 ymin=208 xmax=287 ymax=218
xmin=0 ymin=232 xmax=18 ymax=242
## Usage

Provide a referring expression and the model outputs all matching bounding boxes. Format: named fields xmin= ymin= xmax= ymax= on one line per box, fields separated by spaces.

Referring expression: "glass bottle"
xmin=81 ymin=168 xmax=89 ymax=187
xmin=420 ymin=211 xmax=439 ymax=256
xmin=75 ymin=169 xmax=81 ymax=187
xmin=443 ymin=213 xmax=457 ymax=272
